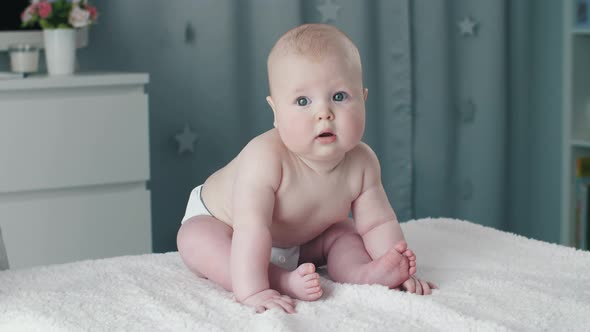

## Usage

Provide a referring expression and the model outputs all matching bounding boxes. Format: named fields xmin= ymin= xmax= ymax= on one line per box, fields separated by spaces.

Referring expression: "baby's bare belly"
xmin=200 ymin=137 xmax=359 ymax=248
xmin=202 ymin=169 xmax=352 ymax=248
xmin=267 ymin=218 xmax=341 ymax=247
xmin=205 ymin=187 xmax=348 ymax=247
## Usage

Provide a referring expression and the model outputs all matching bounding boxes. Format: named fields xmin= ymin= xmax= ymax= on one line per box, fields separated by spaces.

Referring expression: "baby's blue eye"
xmin=333 ymin=92 xmax=347 ymax=102
xmin=296 ymin=97 xmax=309 ymax=106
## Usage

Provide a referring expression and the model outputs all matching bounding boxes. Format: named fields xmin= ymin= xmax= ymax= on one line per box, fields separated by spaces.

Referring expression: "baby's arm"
xmin=230 ymin=142 xmax=294 ymax=311
xmin=351 ymin=144 xmax=405 ymax=260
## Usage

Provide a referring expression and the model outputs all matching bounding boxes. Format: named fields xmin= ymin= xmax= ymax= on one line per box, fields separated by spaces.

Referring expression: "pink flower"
xmin=21 ymin=4 xmax=36 ymax=23
xmin=37 ymin=2 xmax=52 ymax=19
xmin=85 ymin=5 xmax=98 ymax=21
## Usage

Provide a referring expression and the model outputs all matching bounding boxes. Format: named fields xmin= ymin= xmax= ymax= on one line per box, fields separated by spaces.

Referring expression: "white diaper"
xmin=181 ymin=185 xmax=301 ymax=271
xmin=269 ymin=246 xmax=300 ymax=271
xmin=181 ymin=185 xmax=213 ymax=223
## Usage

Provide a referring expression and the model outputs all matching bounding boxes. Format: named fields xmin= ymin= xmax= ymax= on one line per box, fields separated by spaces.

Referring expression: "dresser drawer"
xmin=0 ymin=184 xmax=151 ymax=269
xmin=0 ymin=93 xmax=149 ymax=193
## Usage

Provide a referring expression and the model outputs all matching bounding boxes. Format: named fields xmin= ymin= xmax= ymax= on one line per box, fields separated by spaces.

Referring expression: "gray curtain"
xmin=413 ymin=0 xmax=507 ymax=230
xmin=85 ymin=0 xmax=413 ymax=252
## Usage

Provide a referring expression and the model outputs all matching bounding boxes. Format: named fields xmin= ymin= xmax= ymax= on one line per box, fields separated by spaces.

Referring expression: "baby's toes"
xmin=303 ymin=274 xmax=320 ymax=288
xmin=306 ymin=287 xmax=323 ymax=300
xmin=409 ymin=266 xmax=417 ymax=276
xmin=296 ymin=263 xmax=316 ymax=276
xmin=393 ymin=241 xmax=408 ymax=254
xmin=403 ymin=249 xmax=416 ymax=260
xmin=306 ymin=285 xmax=322 ymax=294
xmin=303 ymin=272 xmax=319 ymax=281
xmin=303 ymin=278 xmax=323 ymax=301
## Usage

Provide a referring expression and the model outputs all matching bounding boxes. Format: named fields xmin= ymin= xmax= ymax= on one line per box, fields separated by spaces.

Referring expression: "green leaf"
xmin=54 ymin=0 xmax=64 ymax=11
xmin=40 ymin=20 xmax=53 ymax=29
xmin=57 ymin=23 xmax=70 ymax=29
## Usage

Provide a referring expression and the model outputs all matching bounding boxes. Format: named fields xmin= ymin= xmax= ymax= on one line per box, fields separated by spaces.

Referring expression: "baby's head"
xmin=266 ymin=24 xmax=367 ymax=161
xmin=267 ymin=24 xmax=363 ymax=96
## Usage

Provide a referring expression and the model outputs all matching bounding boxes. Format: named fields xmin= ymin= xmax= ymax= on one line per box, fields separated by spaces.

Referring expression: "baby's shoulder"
xmin=237 ymin=129 xmax=286 ymax=166
xmin=231 ymin=130 xmax=286 ymax=189
xmin=347 ymin=143 xmax=384 ymax=188
xmin=347 ymin=142 xmax=379 ymax=167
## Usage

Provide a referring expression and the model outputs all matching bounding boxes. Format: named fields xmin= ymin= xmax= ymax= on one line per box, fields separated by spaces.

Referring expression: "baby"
xmin=177 ymin=23 xmax=435 ymax=314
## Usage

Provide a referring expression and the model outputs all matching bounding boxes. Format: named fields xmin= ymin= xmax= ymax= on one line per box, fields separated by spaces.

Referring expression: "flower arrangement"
xmin=21 ymin=0 xmax=98 ymax=29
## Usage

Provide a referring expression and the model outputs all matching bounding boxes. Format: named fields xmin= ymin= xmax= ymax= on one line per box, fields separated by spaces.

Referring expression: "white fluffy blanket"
xmin=1 ymin=218 xmax=589 ymax=331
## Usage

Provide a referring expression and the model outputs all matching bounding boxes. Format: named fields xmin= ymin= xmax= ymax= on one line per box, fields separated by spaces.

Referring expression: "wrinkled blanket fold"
xmin=1 ymin=218 xmax=589 ymax=331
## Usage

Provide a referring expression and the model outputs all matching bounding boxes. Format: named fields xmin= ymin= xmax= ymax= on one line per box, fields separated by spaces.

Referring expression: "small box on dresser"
xmin=0 ymin=72 xmax=152 ymax=269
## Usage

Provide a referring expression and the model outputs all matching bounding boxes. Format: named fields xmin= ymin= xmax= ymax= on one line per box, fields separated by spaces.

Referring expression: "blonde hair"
xmin=267 ymin=24 xmax=362 ymax=94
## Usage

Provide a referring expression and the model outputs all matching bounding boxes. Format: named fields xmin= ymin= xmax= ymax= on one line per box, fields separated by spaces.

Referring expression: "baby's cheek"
xmin=280 ymin=120 xmax=309 ymax=148
xmin=345 ymin=113 xmax=365 ymax=142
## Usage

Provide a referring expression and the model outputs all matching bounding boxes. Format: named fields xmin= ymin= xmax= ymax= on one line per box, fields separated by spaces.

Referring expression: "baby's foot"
xmin=361 ymin=241 xmax=412 ymax=289
xmin=400 ymin=244 xmax=417 ymax=276
xmin=280 ymin=263 xmax=323 ymax=301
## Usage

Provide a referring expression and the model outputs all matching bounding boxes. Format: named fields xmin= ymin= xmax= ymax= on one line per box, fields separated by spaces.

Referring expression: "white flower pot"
xmin=43 ymin=29 xmax=76 ymax=76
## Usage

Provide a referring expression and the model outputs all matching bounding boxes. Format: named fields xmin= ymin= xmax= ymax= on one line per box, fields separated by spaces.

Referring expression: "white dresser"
xmin=0 ymin=72 xmax=152 ymax=269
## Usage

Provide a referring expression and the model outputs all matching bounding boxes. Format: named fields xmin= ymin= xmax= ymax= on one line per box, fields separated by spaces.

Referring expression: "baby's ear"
xmin=363 ymin=88 xmax=369 ymax=102
xmin=266 ymin=96 xmax=278 ymax=127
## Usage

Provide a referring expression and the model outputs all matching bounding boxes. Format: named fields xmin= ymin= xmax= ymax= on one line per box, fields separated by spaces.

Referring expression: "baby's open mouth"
xmin=318 ymin=132 xmax=334 ymax=137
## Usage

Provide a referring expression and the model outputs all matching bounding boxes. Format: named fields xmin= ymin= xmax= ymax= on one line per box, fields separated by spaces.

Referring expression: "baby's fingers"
xmin=402 ymin=278 xmax=416 ymax=293
xmin=257 ymin=296 xmax=296 ymax=314
xmin=414 ymin=278 xmax=423 ymax=295
xmin=421 ymin=280 xmax=431 ymax=295
xmin=262 ymin=301 xmax=283 ymax=312
xmin=274 ymin=297 xmax=296 ymax=313
xmin=280 ymin=294 xmax=295 ymax=306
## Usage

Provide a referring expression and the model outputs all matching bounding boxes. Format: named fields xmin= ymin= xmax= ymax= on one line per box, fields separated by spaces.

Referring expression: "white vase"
xmin=43 ymin=29 xmax=76 ymax=76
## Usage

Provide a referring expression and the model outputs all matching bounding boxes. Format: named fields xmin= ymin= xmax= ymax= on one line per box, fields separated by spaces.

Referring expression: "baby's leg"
xmin=177 ymin=215 xmax=235 ymax=290
xmin=317 ymin=220 xmax=413 ymax=288
xmin=176 ymin=216 xmax=322 ymax=301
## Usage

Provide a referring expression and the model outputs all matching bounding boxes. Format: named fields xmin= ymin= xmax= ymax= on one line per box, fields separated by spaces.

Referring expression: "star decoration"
xmin=391 ymin=46 xmax=405 ymax=61
xmin=317 ymin=0 xmax=341 ymax=23
xmin=460 ymin=179 xmax=474 ymax=200
xmin=458 ymin=17 xmax=478 ymax=37
xmin=460 ymin=99 xmax=477 ymax=123
xmin=184 ymin=22 xmax=196 ymax=46
xmin=175 ymin=124 xmax=198 ymax=155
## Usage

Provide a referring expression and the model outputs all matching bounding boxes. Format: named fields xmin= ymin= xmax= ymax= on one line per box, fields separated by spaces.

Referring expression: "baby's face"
xmin=267 ymin=52 xmax=367 ymax=161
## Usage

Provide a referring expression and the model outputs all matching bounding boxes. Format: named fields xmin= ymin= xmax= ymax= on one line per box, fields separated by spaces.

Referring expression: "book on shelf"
xmin=576 ymin=156 xmax=590 ymax=177
xmin=574 ymin=156 xmax=590 ymax=249
xmin=576 ymin=0 xmax=590 ymax=28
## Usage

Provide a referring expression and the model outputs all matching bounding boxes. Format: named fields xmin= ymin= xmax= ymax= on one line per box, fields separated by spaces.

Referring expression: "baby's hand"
xmin=400 ymin=276 xmax=437 ymax=295
xmin=240 ymin=288 xmax=296 ymax=313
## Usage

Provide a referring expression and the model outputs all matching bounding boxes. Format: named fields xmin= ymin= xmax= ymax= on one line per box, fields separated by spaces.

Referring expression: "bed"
xmin=1 ymin=218 xmax=589 ymax=331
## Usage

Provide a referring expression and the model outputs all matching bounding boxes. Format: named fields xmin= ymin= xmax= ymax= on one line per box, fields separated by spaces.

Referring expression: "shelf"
xmin=572 ymin=27 xmax=590 ymax=35
xmin=571 ymin=139 xmax=590 ymax=148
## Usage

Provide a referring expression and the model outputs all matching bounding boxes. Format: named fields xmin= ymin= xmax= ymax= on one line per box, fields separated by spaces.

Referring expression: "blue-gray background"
xmin=0 ymin=0 xmax=563 ymax=253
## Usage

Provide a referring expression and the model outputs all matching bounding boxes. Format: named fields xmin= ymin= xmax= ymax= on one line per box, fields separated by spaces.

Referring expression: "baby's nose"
xmin=316 ymin=109 xmax=334 ymax=120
